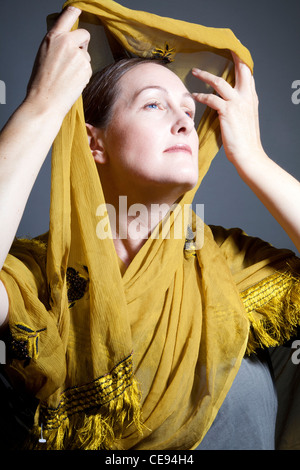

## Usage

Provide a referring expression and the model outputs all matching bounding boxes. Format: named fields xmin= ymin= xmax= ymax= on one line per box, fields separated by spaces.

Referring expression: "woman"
xmin=0 ymin=5 xmax=299 ymax=450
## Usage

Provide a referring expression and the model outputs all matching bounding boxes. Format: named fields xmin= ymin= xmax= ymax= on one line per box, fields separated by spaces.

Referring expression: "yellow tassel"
xmin=25 ymin=374 xmax=144 ymax=450
xmin=242 ymin=259 xmax=300 ymax=355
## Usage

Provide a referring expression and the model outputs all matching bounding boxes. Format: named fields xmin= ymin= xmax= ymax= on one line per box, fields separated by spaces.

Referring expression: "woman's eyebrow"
xmin=131 ymin=85 xmax=196 ymax=104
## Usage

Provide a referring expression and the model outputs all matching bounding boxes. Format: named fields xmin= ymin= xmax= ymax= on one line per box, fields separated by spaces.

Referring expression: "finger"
xmin=51 ymin=6 xmax=81 ymax=34
xmin=192 ymin=68 xmax=234 ymax=101
xmin=82 ymin=50 xmax=92 ymax=64
xmin=231 ymin=51 xmax=252 ymax=90
xmin=80 ymin=42 xmax=90 ymax=54
xmin=192 ymin=92 xmax=226 ymax=114
xmin=70 ymin=28 xmax=91 ymax=49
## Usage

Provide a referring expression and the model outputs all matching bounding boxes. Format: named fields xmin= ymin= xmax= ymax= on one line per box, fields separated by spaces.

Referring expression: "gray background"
xmin=0 ymin=0 xmax=299 ymax=252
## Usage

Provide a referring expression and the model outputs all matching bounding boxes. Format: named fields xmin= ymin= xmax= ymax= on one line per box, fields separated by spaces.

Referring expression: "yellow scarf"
xmin=1 ymin=0 xmax=300 ymax=450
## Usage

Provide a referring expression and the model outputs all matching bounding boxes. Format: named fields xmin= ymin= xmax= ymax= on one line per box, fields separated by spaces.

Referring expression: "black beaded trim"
xmin=8 ymin=331 xmax=30 ymax=361
xmin=66 ymin=267 xmax=89 ymax=308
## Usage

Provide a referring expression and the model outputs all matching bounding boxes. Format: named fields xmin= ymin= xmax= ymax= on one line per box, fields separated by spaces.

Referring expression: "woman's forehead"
xmin=119 ymin=62 xmax=189 ymax=97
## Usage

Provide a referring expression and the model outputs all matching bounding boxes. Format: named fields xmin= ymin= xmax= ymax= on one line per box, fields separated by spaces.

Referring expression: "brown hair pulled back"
xmin=82 ymin=57 xmax=166 ymax=129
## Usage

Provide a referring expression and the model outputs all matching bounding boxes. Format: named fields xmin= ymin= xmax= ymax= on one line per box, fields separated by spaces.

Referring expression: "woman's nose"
xmin=171 ymin=111 xmax=194 ymax=135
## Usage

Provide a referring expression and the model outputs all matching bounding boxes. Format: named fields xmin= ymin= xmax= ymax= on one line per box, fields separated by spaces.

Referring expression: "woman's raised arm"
xmin=0 ymin=6 xmax=92 ymax=327
xmin=192 ymin=53 xmax=300 ymax=255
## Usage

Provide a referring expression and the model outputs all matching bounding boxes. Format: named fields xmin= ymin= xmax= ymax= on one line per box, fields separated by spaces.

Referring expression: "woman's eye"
xmin=145 ymin=102 xmax=161 ymax=110
xmin=185 ymin=110 xmax=194 ymax=119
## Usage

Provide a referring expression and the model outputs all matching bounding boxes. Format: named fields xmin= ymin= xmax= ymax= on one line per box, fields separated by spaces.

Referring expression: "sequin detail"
xmin=152 ymin=43 xmax=175 ymax=63
xmin=66 ymin=266 xmax=89 ymax=308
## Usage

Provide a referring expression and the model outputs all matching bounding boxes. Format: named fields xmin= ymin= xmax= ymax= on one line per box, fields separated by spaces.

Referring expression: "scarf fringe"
xmin=26 ymin=377 xmax=144 ymax=450
xmin=245 ymin=263 xmax=300 ymax=355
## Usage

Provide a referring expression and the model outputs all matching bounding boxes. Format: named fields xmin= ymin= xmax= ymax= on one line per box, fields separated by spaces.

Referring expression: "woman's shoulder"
xmin=209 ymin=224 xmax=246 ymax=246
xmin=208 ymin=224 xmax=296 ymax=271
xmin=5 ymin=232 xmax=49 ymax=290
xmin=10 ymin=232 xmax=49 ymax=259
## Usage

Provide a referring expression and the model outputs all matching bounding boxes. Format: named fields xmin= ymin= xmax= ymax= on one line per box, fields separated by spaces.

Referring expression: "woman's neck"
xmin=112 ymin=196 xmax=173 ymax=267
xmin=98 ymin=171 xmax=185 ymax=267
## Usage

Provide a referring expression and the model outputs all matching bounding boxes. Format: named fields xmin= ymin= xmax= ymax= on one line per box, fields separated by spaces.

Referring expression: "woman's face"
xmin=95 ymin=62 xmax=199 ymax=204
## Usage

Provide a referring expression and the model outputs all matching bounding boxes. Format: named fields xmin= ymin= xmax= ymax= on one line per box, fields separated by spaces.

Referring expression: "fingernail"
xmin=192 ymin=68 xmax=201 ymax=74
xmin=67 ymin=5 xmax=81 ymax=12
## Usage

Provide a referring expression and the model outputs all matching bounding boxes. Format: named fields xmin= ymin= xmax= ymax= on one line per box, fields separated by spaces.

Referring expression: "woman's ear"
xmin=85 ymin=123 xmax=108 ymax=164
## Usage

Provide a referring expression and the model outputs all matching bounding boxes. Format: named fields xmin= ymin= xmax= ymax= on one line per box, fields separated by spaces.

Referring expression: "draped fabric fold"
xmin=1 ymin=0 xmax=300 ymax=450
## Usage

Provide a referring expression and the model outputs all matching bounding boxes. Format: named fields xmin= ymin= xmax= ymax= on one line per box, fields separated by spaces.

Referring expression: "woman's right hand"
xmin=25 ymin=6 xmax=92 ymax=118
xmin=0 ymin=7 xmax=93 ymax=326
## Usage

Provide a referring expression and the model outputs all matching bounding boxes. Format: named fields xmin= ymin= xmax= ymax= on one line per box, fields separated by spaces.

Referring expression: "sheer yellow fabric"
xmin=1 ymin=0 xmax=300 ymax=450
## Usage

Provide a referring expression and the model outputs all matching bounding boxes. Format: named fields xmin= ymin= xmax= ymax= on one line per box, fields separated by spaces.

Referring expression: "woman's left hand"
xmin=193 ymin=52 xmax=300 ymax=254
xmin=192 ymin=52 xmax=266 ymax=168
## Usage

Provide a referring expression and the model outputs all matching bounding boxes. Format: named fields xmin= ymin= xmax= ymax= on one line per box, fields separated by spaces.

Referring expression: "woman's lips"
xmin=164 ymin=144 xmax=192 ymax=155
